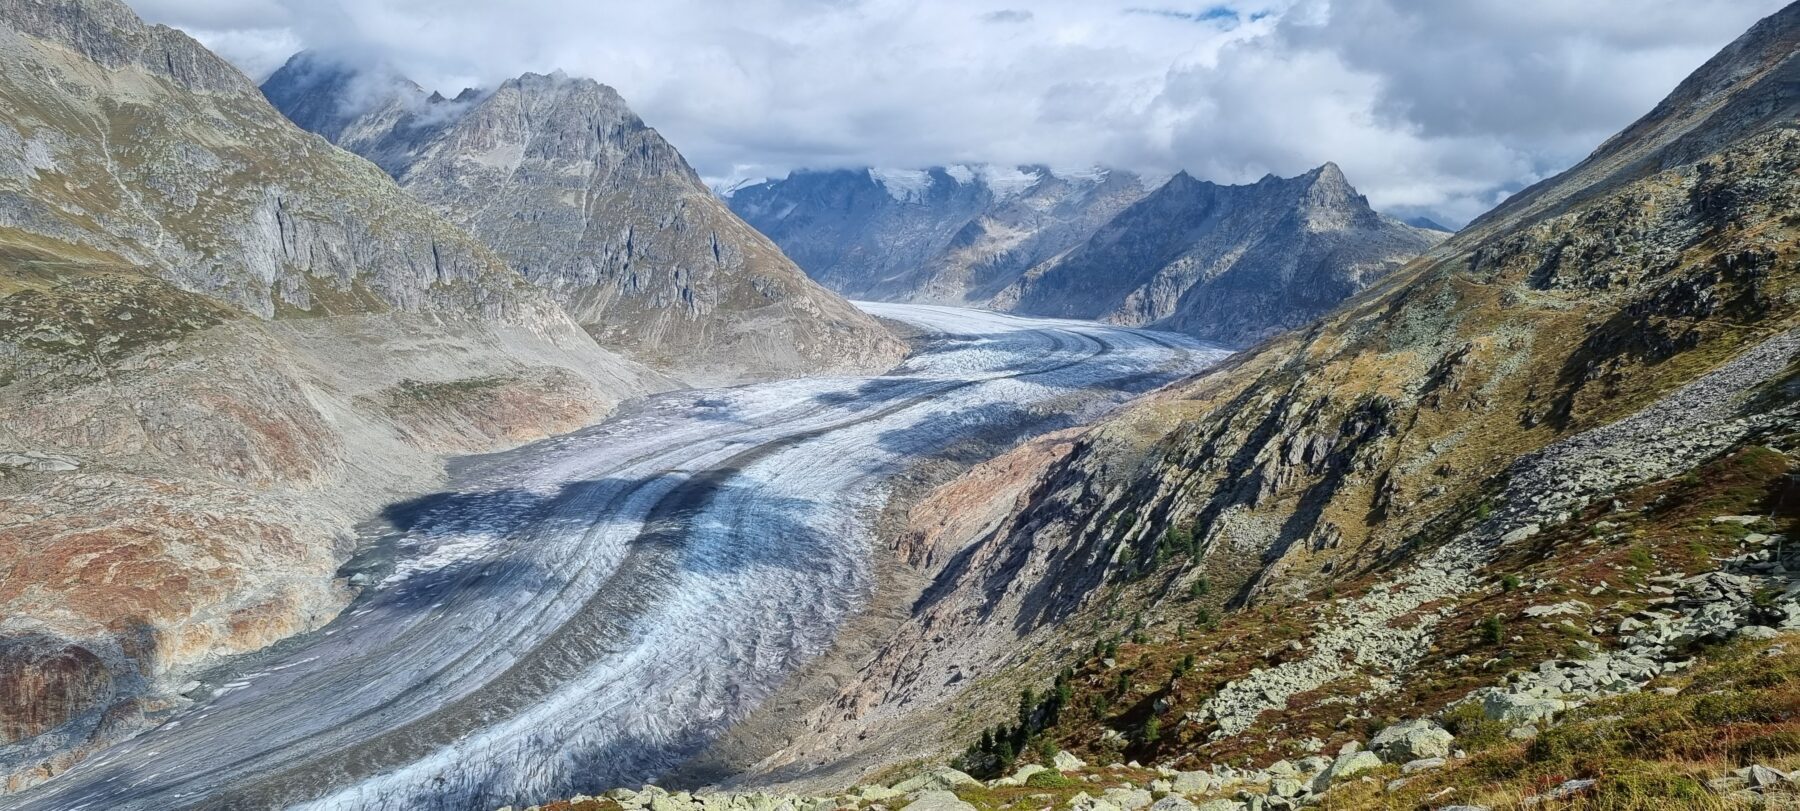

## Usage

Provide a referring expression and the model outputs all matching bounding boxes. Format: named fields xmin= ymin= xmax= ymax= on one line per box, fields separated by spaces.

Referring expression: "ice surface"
xmin=14 ymin=304 xmax=1229 ymax=811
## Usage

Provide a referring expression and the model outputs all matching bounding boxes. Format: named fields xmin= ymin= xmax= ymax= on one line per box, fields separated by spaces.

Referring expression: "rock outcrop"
xmin=727 ymin=166 xmax=1157 ymax=306
xmin=263 ymin=56 xmax=903 ymax=383
xmin=0 ymin=0 xmax=666 ymax=788
xmin=995 ymin=164 xmax=1446 ymax=347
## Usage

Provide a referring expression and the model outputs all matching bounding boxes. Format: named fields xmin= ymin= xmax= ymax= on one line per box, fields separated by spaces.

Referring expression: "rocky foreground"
xmin=512 ymin=332 xmax=1798 ymax=809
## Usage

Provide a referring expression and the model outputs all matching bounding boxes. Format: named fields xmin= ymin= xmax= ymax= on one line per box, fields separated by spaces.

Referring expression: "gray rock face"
xmin=900 ymin=790 xmax=976 ymax=811
xmin=996 ymin=164 xmax=1445 ymax=347
xmin=890 ymin=767 xmax=980 ymax=794
xmin=263 ymin=56 xmax=902 ymax=383
xmin=727 ymin=166 xmax=1157 ymax=307
xmin=259 ymin=50 xmax=465 ymax=177
xmin=1368 ymin=718 xmax=1454 ymax=762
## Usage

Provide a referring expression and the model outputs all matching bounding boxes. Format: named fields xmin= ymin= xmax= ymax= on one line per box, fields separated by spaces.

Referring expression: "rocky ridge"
xmin=994 ymin=164 xmax=1447 ymax=347
xmin=726 ymin=166 xmax=1156 ymax=307
xmin=263 ymin=56 xmax=903 ymax=383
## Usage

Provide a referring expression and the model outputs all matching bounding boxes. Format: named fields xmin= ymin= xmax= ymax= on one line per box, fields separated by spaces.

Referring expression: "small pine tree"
xmin=1142 ymin=716 xmax=1161 ymax=743
xmin=1189 ymin=576 xmax=1211 ymax=600
xmin=1481 ymin=614 xmax=1505 ymax=644
xmin=1018 ymin=688 xmax=1037 ymax=727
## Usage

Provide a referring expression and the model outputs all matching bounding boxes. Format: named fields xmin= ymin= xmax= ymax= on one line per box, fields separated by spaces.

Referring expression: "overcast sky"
xmin=127 ymin=0 xmax=1787 ymax=226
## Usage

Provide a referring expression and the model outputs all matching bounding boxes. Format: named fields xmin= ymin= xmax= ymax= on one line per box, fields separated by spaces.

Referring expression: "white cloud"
xmin=125 ymin=0 xmax=1789 ymax=226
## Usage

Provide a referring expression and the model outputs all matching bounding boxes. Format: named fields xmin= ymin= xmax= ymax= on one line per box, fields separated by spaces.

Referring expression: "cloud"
xmin=125 ymin=0 xmax=1788 ymax=226
xmin=981 ymin=9 xmax=1033 ymax=23
xmin=1124 ymin=6 xmax=1246 ymax=26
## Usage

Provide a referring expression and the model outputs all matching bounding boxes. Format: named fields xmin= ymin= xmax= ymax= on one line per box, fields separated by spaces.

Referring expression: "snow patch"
xmin=869 ymin=168 xmax=934 ymax=202
xmin=977 ymin=165 xmax=1044 ymax=197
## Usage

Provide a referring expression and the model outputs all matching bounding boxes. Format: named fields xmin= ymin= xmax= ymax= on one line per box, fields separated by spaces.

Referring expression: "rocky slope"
xmin=693 ymin=1 xmax=1800 ymax=799
xmin=0 ymin=0 xmax=669 ymax=790
xmin=726 ymin=167 xmax=1157 ymax=306
xmin=263 ymin=56 xmax=903 ymax=383
xmin=996 ymin=165 xmax=1447 ymax=347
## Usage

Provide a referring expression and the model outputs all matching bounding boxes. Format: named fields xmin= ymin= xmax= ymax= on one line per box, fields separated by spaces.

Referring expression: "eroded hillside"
xmin=0 ymin=0 xmax=665 ymax=789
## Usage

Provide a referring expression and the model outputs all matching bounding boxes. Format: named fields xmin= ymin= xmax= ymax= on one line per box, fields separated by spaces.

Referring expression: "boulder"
xmin=1369 ymin=719 xmax=1454 ymax=762
xmin=1012 ymin=764 xmax=1049 ymax=784
xmin=900 ymin=791 xmax=974 ymax=811
xmin=1054 ymin=751 xmax=1089 ymax=772
xmin=1312 ymin=750 xmax=1382 ymax=793
xmin=1269 ymin=777 xmax=1305 ymax=798
xmin=892 ymin=768 xmax=980 ymax=794
xmin=1401 ymin=757 xmax=1446 ymax=775
xmin=1478 ymin=690 xmax=1565 ymax=724
xmin=1194 ymin=801 xmax=1247 ymax=811
xmin=856 ymin=786 xmax=904 ymax=802
xmin=1744 ymin=764 xmax=1793 ymax=789
xmin=1149 ymin=797 xmax=1197 ymax=811
xmin=1171 ymin=771 xmax=1217 ymax=794
xmin=1101 ymin=787 xmax=1153 ymax=809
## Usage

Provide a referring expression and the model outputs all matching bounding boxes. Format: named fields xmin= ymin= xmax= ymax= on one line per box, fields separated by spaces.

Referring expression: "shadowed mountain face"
xmin=263 ymin=55 xmax=903 ymax=384
xmin=995 ymin=164 xmax=1448 ymax=347
xmin=726 ymin=166 xmax=1157 ymax=306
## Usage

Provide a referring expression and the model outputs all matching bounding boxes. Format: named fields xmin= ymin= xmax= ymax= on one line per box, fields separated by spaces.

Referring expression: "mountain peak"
xmin=1310 ymin=160 xmax=1349 ymax=187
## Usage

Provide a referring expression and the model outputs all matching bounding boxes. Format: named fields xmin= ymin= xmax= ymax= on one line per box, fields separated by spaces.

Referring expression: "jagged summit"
xmin=262 ymin=54 xmax=902 ymax=383
xmin=996 ymin=163 xmax=1444 ymax=346
xmin=729 ymin=164 xmax=1159 ymax=304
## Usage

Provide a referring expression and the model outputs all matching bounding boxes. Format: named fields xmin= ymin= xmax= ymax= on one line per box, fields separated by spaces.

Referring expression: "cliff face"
xmin=0 ymin=0 xmax=667 ymax=789
xmin=727 ymin=166 xmax=1157 ymax=305
xmin=728 ymin=2 xmax=1800 ymax=786
xmin=996 ymin=165 xmax=1446 ymax=347
xmin=264 ymin=58 xmax=903 ymax=384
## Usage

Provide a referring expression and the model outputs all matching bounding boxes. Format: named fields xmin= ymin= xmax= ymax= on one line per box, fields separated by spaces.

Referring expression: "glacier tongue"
xmin=14 ymin=304 xmax=1229 ymax=811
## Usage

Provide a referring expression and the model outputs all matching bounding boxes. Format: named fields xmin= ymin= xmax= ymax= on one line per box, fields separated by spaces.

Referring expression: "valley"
xmin=2 ymin=305 xmax=1228 ymax=811
xmin=2 ymin=1 xmax=1797 ymax=809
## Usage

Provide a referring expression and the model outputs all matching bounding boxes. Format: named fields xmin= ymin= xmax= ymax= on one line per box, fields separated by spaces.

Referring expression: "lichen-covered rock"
xmin=1369 ymin=718 xmax=1455 ymax=762
xmin=900 ymin=790 xmax=975 ymax=811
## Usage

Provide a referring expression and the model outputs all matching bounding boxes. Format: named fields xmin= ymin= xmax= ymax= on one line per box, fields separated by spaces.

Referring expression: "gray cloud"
xmin=981 ymin=9 xmax=1033 ymax=23
xmin=126 ymin=0 xmax=1788 ymax=226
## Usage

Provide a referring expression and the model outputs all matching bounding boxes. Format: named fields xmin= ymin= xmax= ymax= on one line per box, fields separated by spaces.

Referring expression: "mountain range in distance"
xmin=726 ymin=161 xmax=1450 ymax=347
xmin=260 ymin=50 xmax=1455 ymax=351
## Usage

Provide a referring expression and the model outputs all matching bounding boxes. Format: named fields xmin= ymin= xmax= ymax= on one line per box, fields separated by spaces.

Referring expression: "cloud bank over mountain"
xmin=126 ymin=0 xmax=1785 ymax=226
